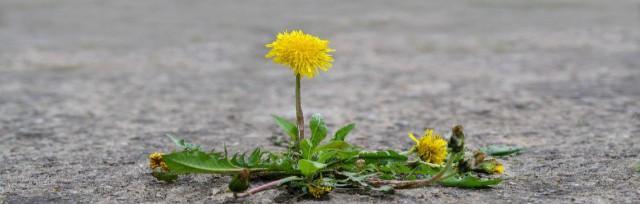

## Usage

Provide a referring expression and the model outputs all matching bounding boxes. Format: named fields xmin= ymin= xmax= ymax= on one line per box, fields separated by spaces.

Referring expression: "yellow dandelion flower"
xmin=149 ymin=152 xmax=169 ymax=171
xmin=265 ymin=30 xmax=334 ymax=78
xmin=307 ymin=184 xmax=333 ymax=198
xmin=493 ymin=163 xmax=504 ymax=174
xmin=476 ymin=159 xmax=504 ymax=174
xmin=408 ymin=129 xmax=448 ymax=164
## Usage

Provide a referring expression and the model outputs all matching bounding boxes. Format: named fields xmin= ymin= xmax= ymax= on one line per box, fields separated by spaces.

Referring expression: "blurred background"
xmin=1 ymin=0 xmax=639 ymax=203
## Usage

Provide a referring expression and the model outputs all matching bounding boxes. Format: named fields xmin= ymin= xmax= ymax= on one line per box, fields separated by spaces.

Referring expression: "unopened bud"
xmin=356 ymin=159 xmax=366 ymax=170
xmin=448 ymin=125 xmax=465 ymax=153
xmin=473 ymin=151 xmax=486 ymax=165
xmin=475 ymin=159 xmax=504 ymax=174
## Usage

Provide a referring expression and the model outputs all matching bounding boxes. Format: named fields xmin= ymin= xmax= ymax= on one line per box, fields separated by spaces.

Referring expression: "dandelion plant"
xmin=148 ymin=30 xmax=520 ymax=200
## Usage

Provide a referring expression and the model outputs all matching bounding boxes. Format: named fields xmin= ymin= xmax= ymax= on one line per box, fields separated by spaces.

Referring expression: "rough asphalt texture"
xmin=1 ymin=0 xmax=639 ymax=203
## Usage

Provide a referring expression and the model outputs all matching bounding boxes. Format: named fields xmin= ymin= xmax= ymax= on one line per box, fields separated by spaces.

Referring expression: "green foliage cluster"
xmin=151 ymin=114 xmax=520 ymax=199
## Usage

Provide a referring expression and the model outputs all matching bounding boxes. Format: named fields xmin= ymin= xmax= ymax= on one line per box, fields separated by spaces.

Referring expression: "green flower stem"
xmin=295 ymin=74 xmax=305 ymax=141
xmin=401 ymin=146 xmax=416 ymax=156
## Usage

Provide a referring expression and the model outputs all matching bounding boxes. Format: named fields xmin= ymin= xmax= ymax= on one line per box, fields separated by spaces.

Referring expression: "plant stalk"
xmin=295 ymin=74 xmax=304 ymax=141
xmin=367 ymin=171 xmax=454 ymax=189
xmin=236 ymin=176 xmax=300 ymax=198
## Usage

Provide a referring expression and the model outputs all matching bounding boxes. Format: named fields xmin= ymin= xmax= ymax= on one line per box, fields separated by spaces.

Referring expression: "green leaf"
xmin=316 ymin=140 xmax=352 ymax=152
xmin=266 ymin=152 xmax=296 ymax=172
xmin=334 ymin=150 xmax=362 ymax=161
xmin=166 ymin=134 xmax=200 ymax=150
xmin=314 ymin=142 xmax=359 ymax=163
xmin=272 ymin=115 xmax=299 ymax=142
xmin=151 ymin=171 xmax=178 ymax=182
xmin=333 ymin=123 xmax=355 ymax=141
xmin=377 ymin=162 xmax=414 ymax=179
xmin=635 ymin=161 xmax=640 ymax=173
xmin=337 ymin=171 xmax=375 ymax=187
xmin=310 ymin=113 xmax=328 ymax=147
xmin=299 ymin=139 xmax=314 ymax=160
xmin=248 ymin=148 xmax=264 ymax=166
xmin=480 ymin=145 xmax=524 ymax=156
xmin=163 ymin=150 xmax=267 ymax=174
xmin=358 ymin=150 xmax=408 ymax=162
xmin=316 ymin=151 xmax=338 ymax=163
xmin=298 ymin=159 xmax=327 ymax=177
xmin=413 ymin=163 xmax=441 ymax=176
xmin=439 ymin=175 xmax=502 ymax=188
xmin=231 ymin=153 xmax=248 ymax=166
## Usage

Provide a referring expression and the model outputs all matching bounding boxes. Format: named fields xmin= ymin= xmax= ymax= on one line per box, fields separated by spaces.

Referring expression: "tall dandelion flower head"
xmin=265 ymin=30 xmax=334 ymax=78
xmin=408 ymin=129 xmax=448 ymax=164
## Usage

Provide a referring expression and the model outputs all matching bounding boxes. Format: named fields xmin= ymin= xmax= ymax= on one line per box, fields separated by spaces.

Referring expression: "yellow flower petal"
xmin=265 ymin=30 xmax=334 ymax=78
xmin=149 ymin=152 xmax=169 ymax=171
xmin=408 ymin=132 xmax=419 ymax=144
xmin=307 ymin=184 xmax=332 ymax=198
xmin=424 ymin=129 xmax=433 ymax=137
xmin=411 ymin=129 xmax=448 ymax=164
xmin=494 ymin=163 xmax=504 ymax=174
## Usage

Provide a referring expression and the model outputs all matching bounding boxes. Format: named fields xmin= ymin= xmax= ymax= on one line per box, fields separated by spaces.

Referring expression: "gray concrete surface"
xmin=1 ymin=0 xmax=639 ymax=203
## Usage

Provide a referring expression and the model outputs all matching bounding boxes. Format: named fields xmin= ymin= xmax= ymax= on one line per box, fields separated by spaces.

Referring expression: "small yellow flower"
xmin=493 ymin=163 xmax=504 ymax=174
xmin=149 ymin=152 xmax=169 ymax=171
xmin=307 ymin=184 xmax=333 ymax=198
xmin=408 ymin=129 xmax=448 ymax=164
xmin=476 ymin=159 xmax=504 ymax=174
xmin=265 ymin=30 xmax=334 ymax=78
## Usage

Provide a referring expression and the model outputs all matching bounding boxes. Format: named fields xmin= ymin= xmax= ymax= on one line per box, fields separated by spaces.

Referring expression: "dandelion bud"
xmin=473 ymin=151 xmax=486 ymax=165
xmin=475 ymin=159 xmax=504 ymax=174
xmin=457 ymin=158 xmax=473 ymax=172
xmin=355 ymin=159 xmax=366 ymax=170
xmin=229 ymin=169 xmax=251 ymax=194
xmin=448 ymin=125 xmax=465 ymax=153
